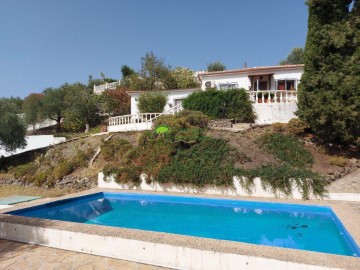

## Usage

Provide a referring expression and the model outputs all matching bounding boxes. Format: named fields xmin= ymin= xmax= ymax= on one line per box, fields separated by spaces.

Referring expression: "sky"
xmin=0 ymin=0 xmax=308 ymax=98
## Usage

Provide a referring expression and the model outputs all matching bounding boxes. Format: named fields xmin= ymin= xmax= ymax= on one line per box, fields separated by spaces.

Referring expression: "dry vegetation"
xmin=0 ymin=116 xmax=358 ymax=199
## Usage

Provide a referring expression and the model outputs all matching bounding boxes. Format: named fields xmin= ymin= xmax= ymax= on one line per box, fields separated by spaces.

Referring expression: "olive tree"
xmin=0 ymin=99 xmax=26 ymax=152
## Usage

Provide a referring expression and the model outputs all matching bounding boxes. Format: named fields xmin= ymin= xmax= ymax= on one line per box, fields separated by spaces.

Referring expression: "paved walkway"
xmin=0 ymin=239 xmax=168 ymax=270
xmin=328 ymin=168 xmax=360 ymax=193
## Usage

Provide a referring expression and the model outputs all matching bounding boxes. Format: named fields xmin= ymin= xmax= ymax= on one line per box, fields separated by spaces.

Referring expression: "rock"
xmin=208 ymin=119 xmax=234 ymax=128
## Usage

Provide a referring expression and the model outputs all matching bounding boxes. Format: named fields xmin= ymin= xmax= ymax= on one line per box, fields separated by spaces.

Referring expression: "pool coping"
xmin=1 ymin=188 xmax=360 ymax=270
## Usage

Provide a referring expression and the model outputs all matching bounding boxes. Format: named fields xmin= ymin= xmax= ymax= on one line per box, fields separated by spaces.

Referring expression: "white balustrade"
xmin=108 ymin=102 xmax=184 ymax=132
xmin=247 ymin=90 xmax=297 ymax=104
xmin=94 ymin=80 xmax=122 ymax=94
xmin=109 ymin=113 xmax=162 ymax=127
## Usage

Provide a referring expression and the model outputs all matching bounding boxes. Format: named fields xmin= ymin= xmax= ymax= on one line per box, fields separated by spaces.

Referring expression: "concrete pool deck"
xmin=0 ymin=189 xmax=360 ymax=270
xmin=0 ymin=239 xmax=168 ymax=270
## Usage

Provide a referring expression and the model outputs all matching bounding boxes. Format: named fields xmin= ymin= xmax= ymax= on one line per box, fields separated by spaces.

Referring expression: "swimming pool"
xmin=7 ymin=192 xmax=360 ymax=257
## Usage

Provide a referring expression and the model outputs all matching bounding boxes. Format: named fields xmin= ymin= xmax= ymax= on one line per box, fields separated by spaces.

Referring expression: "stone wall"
xmin=0 ymin=175 xmax=93 ymax=190
xmin=326 ymin=159 xmax=360 ymax=182
xmin=208 ymin=119 xmax=234 ymax=128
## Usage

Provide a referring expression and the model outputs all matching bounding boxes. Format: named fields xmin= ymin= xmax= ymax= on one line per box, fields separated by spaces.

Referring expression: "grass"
xmin=0 ymin=185 xmax=69 ymax=199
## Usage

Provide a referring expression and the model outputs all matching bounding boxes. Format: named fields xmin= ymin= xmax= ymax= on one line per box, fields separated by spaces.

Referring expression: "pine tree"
xmin=297 ymin=0 xmax=360 ymax=144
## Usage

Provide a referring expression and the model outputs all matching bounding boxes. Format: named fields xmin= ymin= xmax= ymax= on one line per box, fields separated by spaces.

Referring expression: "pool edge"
xmin=1 ymin=188 xmax=359 ymax=270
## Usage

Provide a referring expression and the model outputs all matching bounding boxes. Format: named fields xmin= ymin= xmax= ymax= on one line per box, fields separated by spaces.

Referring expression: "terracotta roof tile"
xmin=198 ymin=64 xmax=304 ymax=76
xmin=126 ymin=88 xmax=200 ymax=94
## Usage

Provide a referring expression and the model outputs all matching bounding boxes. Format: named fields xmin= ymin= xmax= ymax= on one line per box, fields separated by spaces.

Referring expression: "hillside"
xmin=0 ymin=116 xmax=358 ymax=198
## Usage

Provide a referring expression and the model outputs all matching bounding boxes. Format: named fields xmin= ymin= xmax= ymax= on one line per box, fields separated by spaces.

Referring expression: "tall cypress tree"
xmin=297 ymin=0 xmax=360 ymax=144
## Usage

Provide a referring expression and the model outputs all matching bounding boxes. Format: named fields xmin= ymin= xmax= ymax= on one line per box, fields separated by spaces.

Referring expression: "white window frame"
xmin=275 ymin=79 xmax=298 ymax=91
xmin=218 ymin=82 xmax=239 ymax=90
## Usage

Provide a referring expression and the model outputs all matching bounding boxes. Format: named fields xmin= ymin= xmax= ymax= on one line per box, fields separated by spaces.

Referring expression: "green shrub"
xmin=103 ymin=165 xmax=142 ymax=185
xmin=329 ymin=156 xmax=348 ymax=167
xmin=33 ymin=170 xmax=49 ymax=186
xmin=176 ymin=110 xmax=209 ymax=128
xmin=286 ymin=118 xmax=308 ymax=135
xmin=72 ymin=150 xmax=91 ymax=168
xmin=153 ymin=111 xmax=208 ymax=143
xmin=242 ymin=164 xmax=326 ymax=199
xmin=102 ymin=139 xmax=133 ymax=161
xmin=157 ymin=137 xmax=237 ymax=186
xmin=154 ymin=110 xmax=209 ymax=130
xmin=53 ymin=160 xmax=74 ymax=180
xmin=138 ymin=92 xmax=167 ymax=113
xmin=115 ymin=165 xmax=142 ymax=185
xmin=272 ymin=122 xmax=287 ymax=133
xmin=153 ymin=115 xmax=190 ymax=131
xmin=11 ymin=163 xmax=37 ymax=179
xmin=182 ymin=89 xmax=255 ymax=122
xmin=174 ymin=127 xmax=203 ymax=143
xmin=50 ymin=149 xmax=91 ymax=181
xmin=256 ymin=133 xmax=313 ymax=168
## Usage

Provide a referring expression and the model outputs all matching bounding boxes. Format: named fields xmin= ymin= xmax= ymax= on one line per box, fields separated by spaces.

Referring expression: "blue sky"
xmin=0 ymin=0 xmax=308 ymax=98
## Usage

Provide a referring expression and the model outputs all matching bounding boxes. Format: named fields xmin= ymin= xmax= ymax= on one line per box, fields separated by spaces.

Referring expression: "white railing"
xmin=94 ymin=80 xmax=121 ymax=94
xmin=247 ymin=90 xmax=297 ymax=104
xmin=148 ymin=103 xmax=184 ymax=122
xmin=109 ymin=113 xmax=161 ymax=126
xmin=108 ymin=103 xmax=184 ymax=130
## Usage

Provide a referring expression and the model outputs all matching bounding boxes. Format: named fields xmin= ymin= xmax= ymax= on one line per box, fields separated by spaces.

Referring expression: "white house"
xmin=127 ymin=88 xmax=200 ymax=116
xmin=198 ymin=64 xmax=303 ymax=91
xmin=106 ymin=64 xmax=304 ymax=132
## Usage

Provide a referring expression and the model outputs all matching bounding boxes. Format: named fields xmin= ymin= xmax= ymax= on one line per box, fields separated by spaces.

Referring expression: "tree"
xmin=62 ymin=83 xmax=101 ymax=132
xmin=130 ymin=52 xmax=173 ymax=91
xmin=23 ymin=93 xmax=43 ymax=128
xmin=121 ymin=65 xmax=136 ymax=78
xmin=138 ymin=92 xmax=167 ymax=113
xmin=171 ymin=67 xmax=200 ymax=89
xmin=101 ymin=87 xmax=131 ymax=116
xmin=87 ymin=75 xmax=103 ymax=93
xmin=280 ymin=47 xmax=304 ymax=65
xmin=297 ymin=0 xmax=360 ymax=144
xmin=207 ymin=61 xmax=226 ymax=72
xmin=0 ymin=99 xmax=26 ymax=152
xmin=40 ymin=86 xmax=67 ymax=131
xmin=7 ymin=96 xmax=23 ymax=113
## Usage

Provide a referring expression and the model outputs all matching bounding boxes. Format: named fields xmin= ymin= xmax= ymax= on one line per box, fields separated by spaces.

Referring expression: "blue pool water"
xmin=7 ymin=192 xmax=360 ymax=257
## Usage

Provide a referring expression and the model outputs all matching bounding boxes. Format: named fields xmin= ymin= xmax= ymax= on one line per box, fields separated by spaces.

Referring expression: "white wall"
xmin=98 ymin=173 xmax=317 ymax=200
xmin=199 ymin=68 xmax=303 ymax=91
xmin=27 ymin=118 xmax=58 ymax=131
xmin=253 ymin=102 xmax=298 ymax=124
xmin=0 ymin=135 xmax=66 ymax=158
xmin=129 ymin=89 xmax=199 ymax=115
xmin=108 ymin=122 xmax=152 ymax=132
xmin=200 ymin=73 xmax=251 ymax=90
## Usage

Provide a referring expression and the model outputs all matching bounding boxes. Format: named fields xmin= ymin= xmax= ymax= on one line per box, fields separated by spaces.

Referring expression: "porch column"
xmin=269 ymin=75 xmax=271 ymax=90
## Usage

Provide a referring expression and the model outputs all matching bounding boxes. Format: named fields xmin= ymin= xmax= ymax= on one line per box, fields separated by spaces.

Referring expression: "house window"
xmin=218 ymin=83 xmax=238 ymax=90
xmin=277 ymin=80 xmax=296 ymax=90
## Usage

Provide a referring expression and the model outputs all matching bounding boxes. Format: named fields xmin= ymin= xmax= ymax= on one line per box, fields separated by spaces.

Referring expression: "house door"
xmin=174 ymin=99 xmax=183 ymax=113
xmin=253 ymin=80 xmax=269 ymax=91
